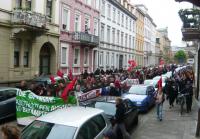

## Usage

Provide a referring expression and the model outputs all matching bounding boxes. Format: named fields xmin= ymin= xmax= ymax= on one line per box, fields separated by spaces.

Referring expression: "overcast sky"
xmin=131 ymin=0 xmax=193 ymax=47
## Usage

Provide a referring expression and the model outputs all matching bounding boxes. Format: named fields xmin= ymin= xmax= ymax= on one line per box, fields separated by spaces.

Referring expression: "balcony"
xmin=72 ymin=32 xmax=99 ymax=47
xmin=11 ymin=9 xmax=49 ymax=35
xmin=179 ymin=9 xmax=200 ymax=41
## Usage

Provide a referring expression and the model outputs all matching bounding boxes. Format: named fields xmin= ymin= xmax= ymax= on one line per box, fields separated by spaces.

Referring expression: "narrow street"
xmin=131 ymin=99 xmax=199 ymax=139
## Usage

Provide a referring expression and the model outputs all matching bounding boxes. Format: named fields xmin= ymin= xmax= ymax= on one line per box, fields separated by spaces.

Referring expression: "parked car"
xmin=90 ymin=97 xmax=138 ymax=131
xmin=122 ymin=85 xmax=156 ymax=112
xmin=0 ymin=87 xmax=19 ymax=120
xmin=20 ymin=106 xmax=111 ymax=139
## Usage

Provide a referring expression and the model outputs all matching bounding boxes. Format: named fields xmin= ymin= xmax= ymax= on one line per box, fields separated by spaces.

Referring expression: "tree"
xmin=174 ymin=50 xmax=187 ymax=64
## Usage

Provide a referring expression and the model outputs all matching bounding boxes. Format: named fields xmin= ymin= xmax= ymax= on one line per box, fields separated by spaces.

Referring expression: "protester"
xmin=16 ymin=80 xmax=28 ymax=91
xmin=155 ymin=87 xmax=164 ymax=121
xmin=1 ymin=125 xmax=20 ymax=139
xmin=113 ymin=97 xmax=131 ymax=139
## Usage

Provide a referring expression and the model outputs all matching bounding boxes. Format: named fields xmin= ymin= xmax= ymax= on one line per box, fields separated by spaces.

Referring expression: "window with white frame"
xmin=85 ymin=15 xmax=90 ymax=33
xmin=61 ymin=43 xmax=69 ymax=66
xmin=129 ymin=19 xmax=132 ymax=31
xmin=94 ymin=18 xmax=98 ymax=36
xmin=74 ymin=12 xmax=81 ymax=32
xmin=101 ymin=24 xmax=105 ymax=41
xmin=125 ymin=34 xmax=128 ymax=47
xmin=121 ymin=14 xmax=124 ymax=27
xmin=73 ymin=48 xmax=80 ymax=65
xmin=117 ymin=30 xmax=120 ymax=45
xmin=99 ymin=51 xmax=103 ymax=66
xmin=106 ymin=52 xmax=109 ymax=65
xmin=84 ymin=48 xmax=89 ymax=65
xmin=112 ymin=7 xmax=116 ymax=22
xmin=107 ymin=4 xmax=111 ymax=19
xmin=121 ymin=32 xmax=124 ymax=46
xmin=62 ymin=6 xmax=70 ymax=31
xmin=101 ymin=0 xmax=105 ymax=16
xmin=46 ymin=0 xmax=53 ymax=18
xmin=112 ymin=28 xmax=115 ymax=44
xmin=107 ymin=26 xmax=110 ymax=43
xmin=117 ymin=11 xmax=120 ymax=24
xmin=14 ymin=39 xmax=21 ymax=67
xmin=111 ymin=53 xmax=114 ymax=66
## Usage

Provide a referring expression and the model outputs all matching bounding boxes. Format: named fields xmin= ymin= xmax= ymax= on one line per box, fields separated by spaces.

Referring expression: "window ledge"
xmin=61 ymin=64 xmax=68 ymax=68
xmin=73 ymin=65 xmax=80 ymax=67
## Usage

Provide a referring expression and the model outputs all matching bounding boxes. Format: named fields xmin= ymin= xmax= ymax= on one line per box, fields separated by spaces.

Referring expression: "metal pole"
xmin=196 ymin=108 xmax=200 ymax=137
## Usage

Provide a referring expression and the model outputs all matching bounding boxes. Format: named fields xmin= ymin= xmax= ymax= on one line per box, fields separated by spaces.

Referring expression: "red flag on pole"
xmin=57 ymin=70 xmax=64 ymax=78
xmin=68 ymin=69 xmax=73 ymax=81
xmin=61 ymin=78 xmax=77 ymax=101
xmin=50 ymin=75 xmax=56 ymax=84
xmin=157 ymin=76 xmax=162 ymax=90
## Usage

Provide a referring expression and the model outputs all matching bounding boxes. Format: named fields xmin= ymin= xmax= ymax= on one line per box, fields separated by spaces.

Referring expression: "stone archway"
xmin=39 ymin=42 xmax=56 ymax=75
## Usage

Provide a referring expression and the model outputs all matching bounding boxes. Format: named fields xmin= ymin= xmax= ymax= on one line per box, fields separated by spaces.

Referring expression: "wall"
xmin=0 ymin=0 xmax=12 ymax=11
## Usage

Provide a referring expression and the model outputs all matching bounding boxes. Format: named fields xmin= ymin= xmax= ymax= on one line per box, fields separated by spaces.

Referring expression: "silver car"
xmin=21 ymin=106 xmax=112 ymax=139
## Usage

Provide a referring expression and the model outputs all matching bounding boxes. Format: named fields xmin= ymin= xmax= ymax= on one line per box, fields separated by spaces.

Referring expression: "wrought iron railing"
xmin=72 ymin=32 xmax=99 ymax=45
xmin=11 ymin=9 xmax=49 ymax=28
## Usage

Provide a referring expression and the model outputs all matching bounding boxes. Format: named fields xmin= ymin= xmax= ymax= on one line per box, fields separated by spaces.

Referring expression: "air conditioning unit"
xmin=63 ymin=24 xmax=66 ymax=30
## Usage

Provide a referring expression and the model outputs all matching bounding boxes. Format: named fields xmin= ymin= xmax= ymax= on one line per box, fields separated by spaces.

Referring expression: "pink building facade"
xmin=59 ymin=0 xmax=100 ymax=75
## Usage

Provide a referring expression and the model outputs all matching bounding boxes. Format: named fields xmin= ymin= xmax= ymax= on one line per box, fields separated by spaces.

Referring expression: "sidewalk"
xmin=131 ymin=99 xmax=200 ymax=139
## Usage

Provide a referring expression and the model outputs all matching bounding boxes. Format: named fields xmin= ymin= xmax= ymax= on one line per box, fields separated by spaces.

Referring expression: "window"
xmin=23 ymin=44 xmax=29 ymax=67
xmin=121 ymin=14 xmax=124 ymax=27
xmin=61 ymin=43 xmax=68 ymax=66
xmin=129 ymin=19 xmax=132 ymax=31
xmin=112 ymin=8 xmax=116 ymax=22
xmin=14 ymin=39 xmax=20 ymax=67
xmin=107 ymin=4 xmax=111 ymax=19
xmin=126 ymin=16 xmax=128 ymax=28
xmin=85 ymin=0 xmax=91 ymax=5
xmin=84 ymin=48 xmax=89 ymax=65
xmin=111 ymin=53 xmax=114 ymax=66
xmin=25 ymin=0 xmax=31 ymax=10
xmin=117 ymin=11 xmax=120 ymax=24
xmin=107 ymin=26 xmax=110 ymax=43
xmin=106 ymin=52 xmax=109 ymax=65
xmin=121 ymin=32 xmax=124 ymax=46
xmin=117 ymin=30 xmax=120 ymax=45
xmin=74 ymin=48 xmax=80 ymax=65
xmin=94 ymin=18 xmax=98 ymax=36
xmin=74 ymin=13 xmax=81 ymax=32
xmin=77 ymin=115 xmax=106 ymax=139
xmin=62 ymin=7 xmax=70 ymax=31
xmin=99 ymin=52 xmax=103 ymax=66
xmin=46 ymin=0 xmax=53 ymax=18
xmin=125 ymin=34 xmax=128 ymax=47
xmin=101 ymin=24 xmax=105 ymax=41
xmin=112 ymin=28 xmax=115 ymax=44
xmin=125 ymin=55 xmax=127 ymax=66
xmin=129 ymin=35 xmax=131 ymax=48
xmin=85 ymin=15 xmax=90 ymax=33
xmin=16 ymin=0 xmax=22 ymax=8
xmin=101 ymin=0 xmax=105 ymax=16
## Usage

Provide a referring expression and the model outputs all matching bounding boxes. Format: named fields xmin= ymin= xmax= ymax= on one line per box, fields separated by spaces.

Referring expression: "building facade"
xmin=134 ymin=5 xmax=145 ymax=66
xmin=59 ymin=0 xmax=100 ymax=75
xmin=98 ymin=0 xmax=136 ymax=70
xmin=0 ymin=0 xmax=59 ymax=83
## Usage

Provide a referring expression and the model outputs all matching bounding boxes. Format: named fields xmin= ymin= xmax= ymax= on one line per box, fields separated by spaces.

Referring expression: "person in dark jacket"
xmin=113 ymin=97 xmax=131 ymax=139
xmin=109 ymin=83 xmax=120 ymax=96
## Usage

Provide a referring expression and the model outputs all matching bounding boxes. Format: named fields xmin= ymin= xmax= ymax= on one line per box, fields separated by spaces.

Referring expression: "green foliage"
xmin=174 ymin=50 xmax=187 ymax=63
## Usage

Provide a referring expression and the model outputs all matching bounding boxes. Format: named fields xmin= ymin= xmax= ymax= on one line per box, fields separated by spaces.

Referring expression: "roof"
xmin=37 ymin=106 xmax=104 ymax=127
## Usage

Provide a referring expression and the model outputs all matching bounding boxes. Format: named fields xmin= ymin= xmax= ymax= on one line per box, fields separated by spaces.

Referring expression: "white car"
xmin=21 ymin=106 xmax=111 ymax=139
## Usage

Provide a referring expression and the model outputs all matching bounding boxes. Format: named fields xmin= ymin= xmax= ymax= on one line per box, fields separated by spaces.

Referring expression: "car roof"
xmin=37 ymin=106 xmax=104 ymax=127
xmin=0 ymin=87 xmax=19 ymax=91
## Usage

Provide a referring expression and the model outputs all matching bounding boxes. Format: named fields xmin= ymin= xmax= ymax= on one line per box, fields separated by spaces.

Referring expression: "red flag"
xmin=50 ymin=75 xmax=56 ymax=84
xmin=68 ymin=69 xmax=73 ymax=80
xmin=157 ymin=76 xmax=162 ymax=90
xmin=57 ymin=70 xmax=64 ymax=78
xmin=159 ymin=59 xmax=164 ymax=65
xmin=61 ymin=78 xmax=77 ymax=101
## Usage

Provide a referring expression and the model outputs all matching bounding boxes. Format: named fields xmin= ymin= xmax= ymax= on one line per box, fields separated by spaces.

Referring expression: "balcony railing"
xmin=72 ymin=32 xmax=99 ymax=46
xmin=11 ymin=9 xmax=49 ymax=28
xmin=179 ymin=8 xmax=200 ymax=40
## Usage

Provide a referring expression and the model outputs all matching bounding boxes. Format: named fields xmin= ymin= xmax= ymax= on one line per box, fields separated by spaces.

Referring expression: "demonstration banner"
xmin=16 ymin=90 xmax=77 ymax=126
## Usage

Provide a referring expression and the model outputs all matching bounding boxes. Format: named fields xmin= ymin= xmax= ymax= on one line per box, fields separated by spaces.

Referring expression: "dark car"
xmin=122 ymin=85 xmax=156 ymax=112
xmin=86 ymin=97 xmax=139 ymax=131
xmin=0 ymin=87 xmax=19 ymax=120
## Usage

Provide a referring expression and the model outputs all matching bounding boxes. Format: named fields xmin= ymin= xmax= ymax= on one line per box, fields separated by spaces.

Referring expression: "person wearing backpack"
xmin=155 ymin=87 xmax=165 ymax=121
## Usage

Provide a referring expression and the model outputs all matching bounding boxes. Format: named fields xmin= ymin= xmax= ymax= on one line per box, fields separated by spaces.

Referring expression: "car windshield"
xmin=129 ymin=86 xmax=147 ymax=95
xmin=95 ymin=102 xmax=116 ymax=116
xmin=21 ymin=120 xmax=77 ymax=139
